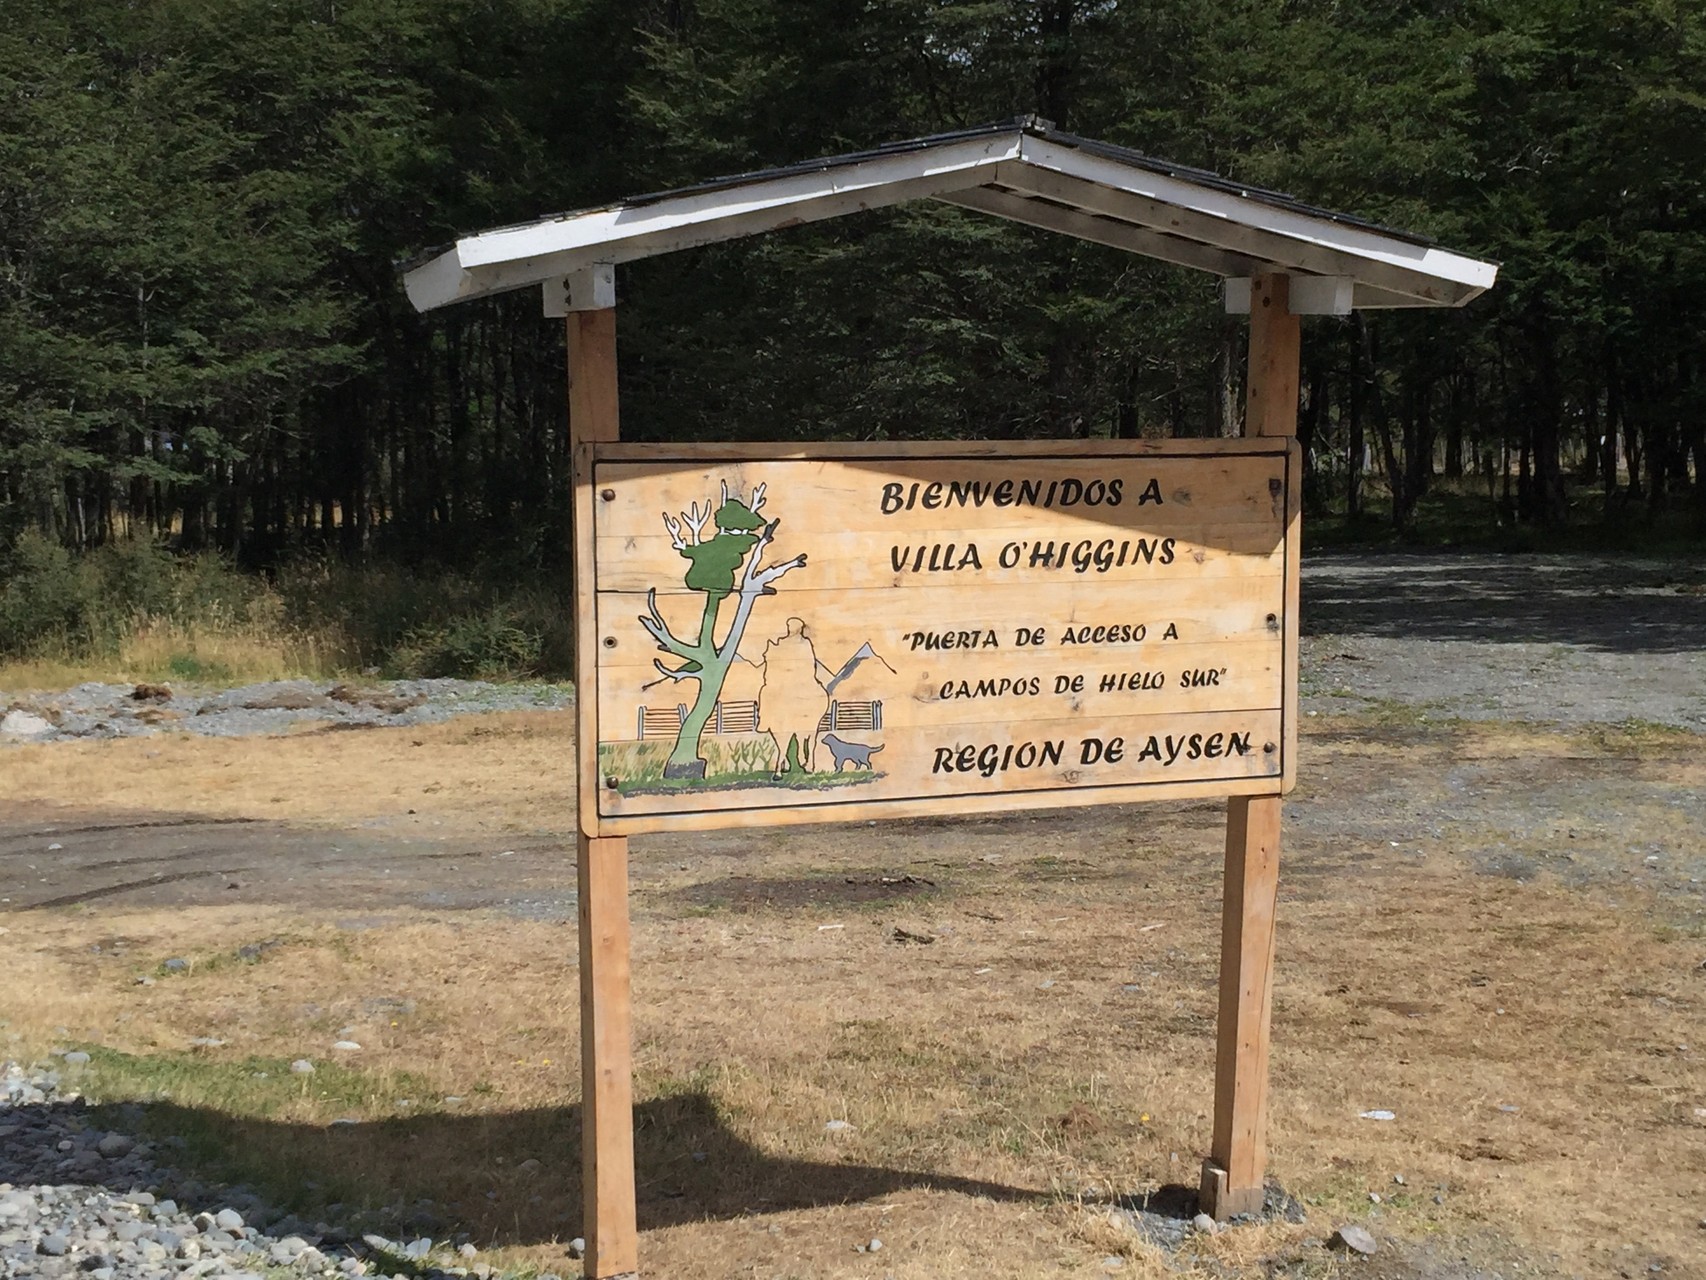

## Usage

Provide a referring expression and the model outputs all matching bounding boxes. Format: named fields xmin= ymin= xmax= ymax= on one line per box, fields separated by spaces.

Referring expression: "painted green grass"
xmin=600 ymin=736 xmax=883 ymax=795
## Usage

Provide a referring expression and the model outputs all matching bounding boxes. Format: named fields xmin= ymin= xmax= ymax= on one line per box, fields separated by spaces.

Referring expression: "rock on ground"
xmin=0 ymin=1061 xmax=505 ymax=1279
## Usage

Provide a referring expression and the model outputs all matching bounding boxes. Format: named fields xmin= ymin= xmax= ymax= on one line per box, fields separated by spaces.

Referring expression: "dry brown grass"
xmin=2 ymin=714 xmax=1704 ymax=1278
xmin=0 ymin=615 xmax=346 ymax=693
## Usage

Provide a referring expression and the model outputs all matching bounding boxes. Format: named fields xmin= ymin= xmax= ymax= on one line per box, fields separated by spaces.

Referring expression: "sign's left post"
xmin=563 ymin=265 xmax=640 ymax=1279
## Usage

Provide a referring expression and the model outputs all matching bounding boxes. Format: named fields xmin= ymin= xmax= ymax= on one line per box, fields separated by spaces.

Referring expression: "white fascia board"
xmin=1016 ymin=136 xmax=1497 ymax=305
xmin=405 ymin=134 xmax=1022 ymax=312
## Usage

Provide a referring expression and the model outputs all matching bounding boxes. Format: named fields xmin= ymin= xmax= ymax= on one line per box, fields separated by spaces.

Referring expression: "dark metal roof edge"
xmin=398 ymin=116 xmax=1477 ymax=273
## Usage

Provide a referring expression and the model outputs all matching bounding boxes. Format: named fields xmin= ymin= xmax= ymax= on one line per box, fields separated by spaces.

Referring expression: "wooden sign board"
xmin=574 ymin=439 xmax=1299 ymax=837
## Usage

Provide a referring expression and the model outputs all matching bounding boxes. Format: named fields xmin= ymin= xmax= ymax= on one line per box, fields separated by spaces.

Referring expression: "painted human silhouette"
xmin=757 ymin=617 xmax=829 ymax=774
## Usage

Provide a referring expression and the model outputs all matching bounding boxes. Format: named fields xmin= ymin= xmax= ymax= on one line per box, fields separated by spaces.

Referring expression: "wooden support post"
xmin=568 ymin=292 xmax=640 ymax=1279
xmin=1202 ymin=272 xmax=1298 ymax=1221
xmin=1202 ymin=793 xmax=1283 ymax=1218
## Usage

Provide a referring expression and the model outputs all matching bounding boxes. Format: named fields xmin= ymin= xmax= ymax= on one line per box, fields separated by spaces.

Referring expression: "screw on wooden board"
xmin=601 ymin=488 xmax=616 ymax=500
xmin=605 ymin=776 xmax=619 ymax=789
xmin=1265 ymin=613 xmax=1279 ymax=629
xmin=603 ymin=636 xmax=617 ymax=648
xmin=1264 ymin=742 xmax=1277 ymax=754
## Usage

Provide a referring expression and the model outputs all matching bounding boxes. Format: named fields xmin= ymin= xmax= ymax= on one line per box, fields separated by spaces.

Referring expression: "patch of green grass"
xmin=72 ymin=1044 xmax=422 ymax=1119
xmin=1580 ymin=718 xmax=1702 ymax=755
xmin=63 ymin=1045 xmax=449 ymax=1223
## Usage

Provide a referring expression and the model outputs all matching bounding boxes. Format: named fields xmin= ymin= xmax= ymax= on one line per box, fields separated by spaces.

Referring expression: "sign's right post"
xmin=1201 ymin=273 xmax=1300 ymax=1220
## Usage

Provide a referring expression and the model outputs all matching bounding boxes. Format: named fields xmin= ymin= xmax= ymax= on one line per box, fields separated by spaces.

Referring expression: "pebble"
xmin=62 ymin=1052 xmax=90 ymax=1066
xmin=0 ymin=1061 xmax=444 ymax=1280
xmin=1191 ymin=1212 xmax=1218 ymax=1234
xmin=289 ymin=1060 xmax=315 ymax=1075
xmin=331 ymin=1041 xmax=362 ymax=1052
xmin=0 ymin=709 xmax=55 ymax=739
xmin=163 ymin=958 xmax=189 ymax=973
xmin=1330 ymin=1224 xmax=1379 ymax=1256
xmin=567 ymin=1237 xmax=586 ymax=1259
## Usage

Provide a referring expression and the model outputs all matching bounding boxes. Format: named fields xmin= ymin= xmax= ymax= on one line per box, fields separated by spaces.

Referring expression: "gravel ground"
xmin=0 ymin=680 xmax=570 ymax=744
xmin=0 ymin=1064 xmax=557 ymax=1280
xmin=1300 ymin=552 xmax=1706 ymax=729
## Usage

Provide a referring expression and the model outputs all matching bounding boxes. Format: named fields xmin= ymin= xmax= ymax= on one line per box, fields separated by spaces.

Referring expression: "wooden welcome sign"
xmin=406 ymin=119 xmax=1498 ymax=1276
xmin=575 ymin=439 xmax=1299 ymax=837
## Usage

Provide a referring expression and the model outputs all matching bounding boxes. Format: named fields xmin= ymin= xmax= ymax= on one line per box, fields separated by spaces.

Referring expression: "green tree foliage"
xmin=1 ymin=0 xmax=1703 ymax=576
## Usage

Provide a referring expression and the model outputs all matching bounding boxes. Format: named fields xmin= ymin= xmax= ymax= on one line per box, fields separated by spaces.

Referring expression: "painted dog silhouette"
xmin=820 ymin=733 xmax=885 ymax=771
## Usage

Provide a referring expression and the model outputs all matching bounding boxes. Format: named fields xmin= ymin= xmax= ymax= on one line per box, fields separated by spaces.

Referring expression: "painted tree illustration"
xmin=641 ymin=480 xmax=806 ymax=780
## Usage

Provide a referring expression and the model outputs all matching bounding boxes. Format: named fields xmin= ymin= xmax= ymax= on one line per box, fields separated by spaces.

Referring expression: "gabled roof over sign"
xmin=402 ymin=118 xmax=1497 ymax=315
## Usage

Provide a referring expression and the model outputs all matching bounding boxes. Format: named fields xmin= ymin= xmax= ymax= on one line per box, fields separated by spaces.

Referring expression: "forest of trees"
xmin=4 ymin=0 xmax=1704 ymax=577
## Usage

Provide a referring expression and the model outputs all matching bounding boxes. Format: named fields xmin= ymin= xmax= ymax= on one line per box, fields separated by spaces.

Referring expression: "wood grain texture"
xmin=1206 ymin=793 xmax=1282 ymax=1219
xmin=1246 ymin=275 xmax=1302 ymax=440
xmin=567 ymin=310 xmax=639 ymax=1278
xmin=577 ymin=833 xmax=637 ymax=1276
xmin=1204 ymin=271 xmax=1301 ymax=1221
xmin=583 ymin=441 xmax=1298 ymax=837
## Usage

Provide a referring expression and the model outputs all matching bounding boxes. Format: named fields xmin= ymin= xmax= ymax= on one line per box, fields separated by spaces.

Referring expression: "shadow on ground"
xmin=1301 ymin=553 xmax=1706 ymax=652
xmin=2 ymin=1093 xmax=1045 ymax=1246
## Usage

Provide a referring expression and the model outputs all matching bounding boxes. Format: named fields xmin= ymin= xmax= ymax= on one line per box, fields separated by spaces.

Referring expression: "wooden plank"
xmin=1202 ymin=793 xmax=1281 ymax=1219
xmin=572 ymin=309 xmax=621 ymax=838
xmin=1246 ymin=276 xmax=1302 ymax=440
xmin=939 ymin=186 xmax=1270 ymax=278
xmin=592 ymin=437 xmax=1292 ymax=462
xmin=591 ymin=579 xmax=1283 ymax=666
xmin=567 ymin=308 xmax=639 ymax=1279
xmin=1009 ymin=139 xmax=1497 ymax=299
xmin=995 ymin=162 xmax=1470 ymax=308
xmin=595 ymin=708 xmax=1283 ymax=831
xmin=595 ymin=771 xmax=1283 ymax=837
xmin=578 ymin=833 xmax=637 ymax=1277
xmin=1203 ymin=271 xmax=1298 ymax=1221
xmin=1244 ymin=275 xmax=1302 ymax=791
xmin=592 ymin=540 xmax=1283 ymax=594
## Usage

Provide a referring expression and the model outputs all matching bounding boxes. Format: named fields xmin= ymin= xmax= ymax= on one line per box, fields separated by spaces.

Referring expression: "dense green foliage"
xmin=3 ymin=0 xmax=1704 ymax=585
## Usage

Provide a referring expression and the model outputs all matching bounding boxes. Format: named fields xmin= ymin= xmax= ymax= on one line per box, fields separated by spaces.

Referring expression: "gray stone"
xmin=457 ymin=1243 xmax=478 ymax=1259
xmin=1 ymin=710 xmax=55 ymax=739
xmin=868 ymin=1237 xmax=883 ymax=1252
xmin=567 ymin=1237 xmax=585 ymax=1259
xmin=403 ymin=1236 xmax=431 ymax=1259
xmin=96 ymin=1134 xmax=134 ymax=1158
xmin=163 ymin=959 xmax=189 ymax=973
xmin=1329 ymin=1224 xmax=1379 ymax=1256
xmin=290 ymin=1060 xmax=315 ymax=1076
xmin=62 ymin=1052 xmax=91 ymax=1066
xmin=214 ymin=1208 xmax=244 ymax=1231
xmin=39 ymin=1233 xmax=70 ymax=1256
xmin=1191 ymin=1212 xmax=1219 ymax=1234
